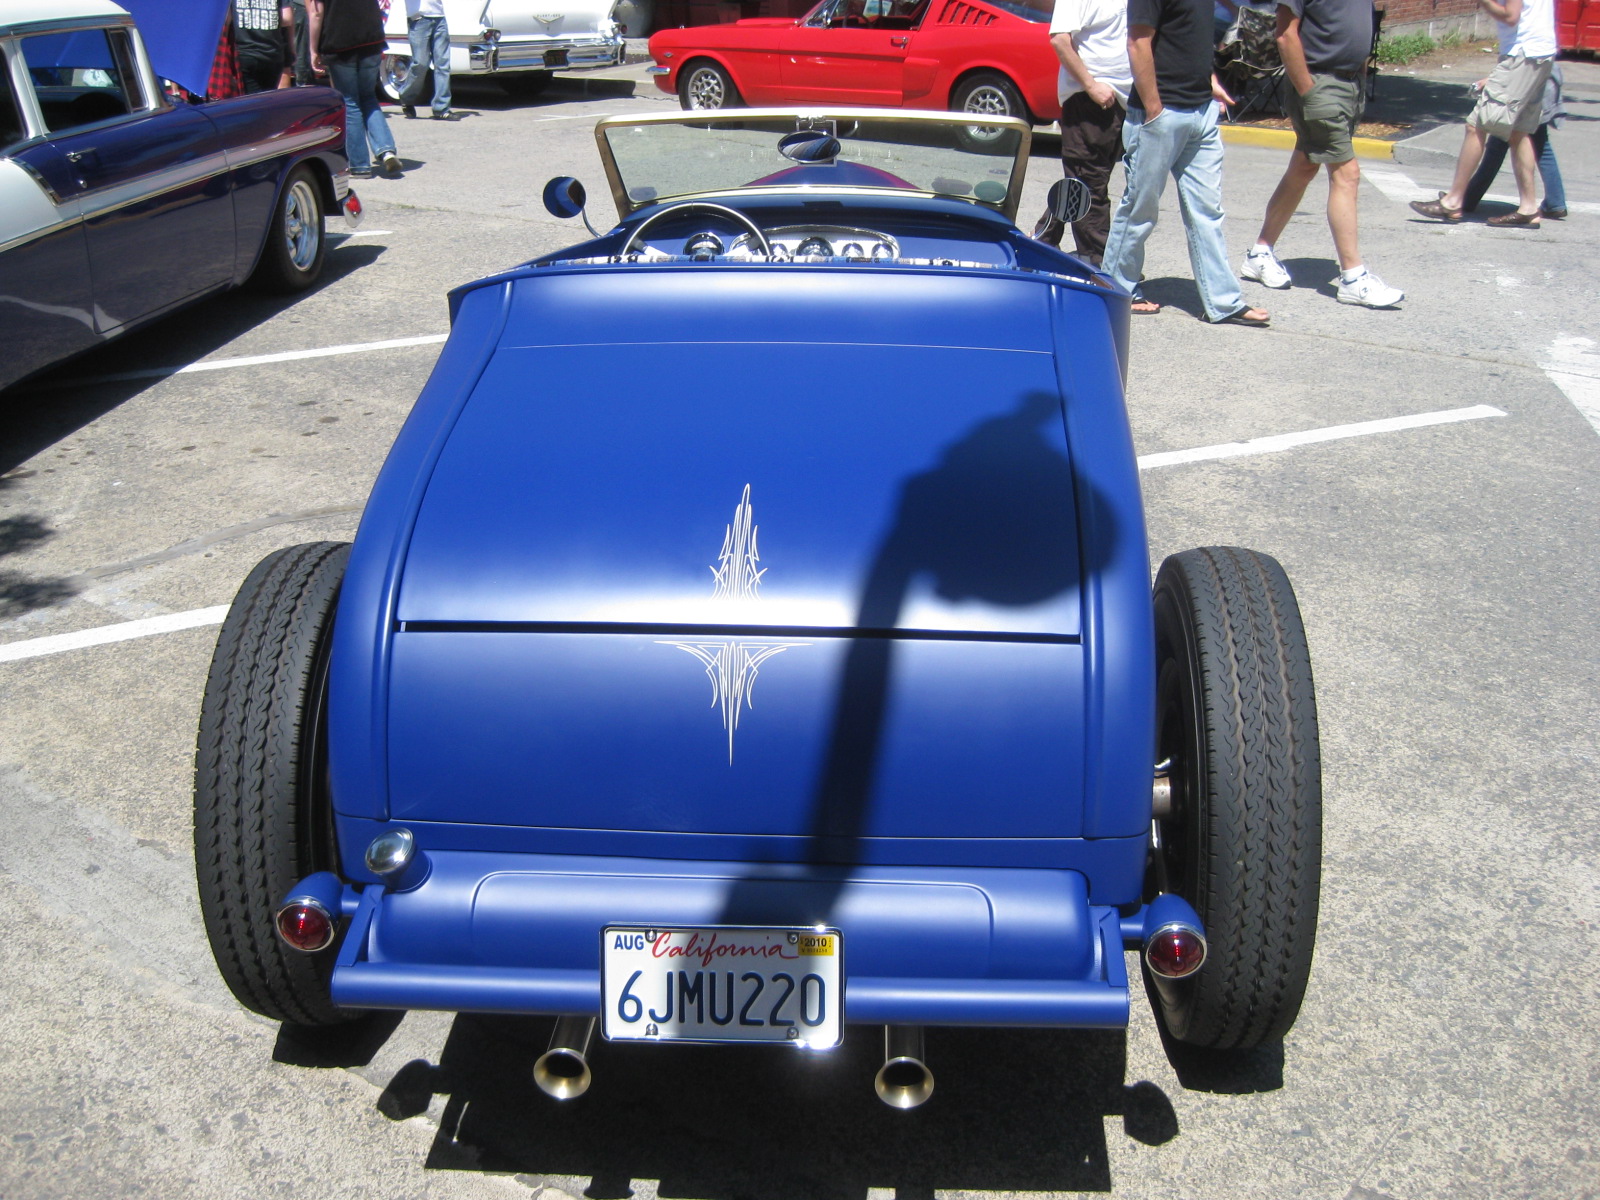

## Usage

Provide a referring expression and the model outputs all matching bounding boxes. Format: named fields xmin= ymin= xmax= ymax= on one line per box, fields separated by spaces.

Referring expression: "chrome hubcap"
xmin=964 ymin=85 xmax=1011 ymax=118
xmin=283 ymin=179 xmax=320 ymax=272
xmin=687 ymin=69 xmax=724 ymax=109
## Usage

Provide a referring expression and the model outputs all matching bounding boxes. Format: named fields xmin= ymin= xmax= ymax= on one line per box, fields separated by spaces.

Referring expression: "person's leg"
xmin=1255 ymin=150 xmax=1318 ymax=248
xmin=1462 ymin=134 xmax=1509 ymax=212
xmin=353 ymin=53 xmax=399 ymax=164
xmin=1325 ymin=157 xmax=1361 ymax=271
xmin=1070 ymin=100 xmax=1123 ymax=264
xmin=1533 ymin=126 xmax=1565 ymax=214
xmin=324 ymin=55 xmax=372 ymax=172
xmin=1171 ymin=104 xmax=1261 ymax=323
xmin=1036 ymin=93 xmax=1096 ymax=246
xmin=429 ymin=16 xmax=452 ymax=113
xmin=1507 ymin=129 xmax=1540 ymax=215
xmin=1439 ymin=123 xmax=1488 ymax=210
xmin=1102 ymin=106 xmax=1184 ymax=307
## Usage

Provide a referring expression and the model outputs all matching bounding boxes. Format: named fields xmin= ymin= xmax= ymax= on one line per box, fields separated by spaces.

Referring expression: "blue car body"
xmin=310 ymin=115 xmax=1171 ymax=1031
xmin=0 ymin=0 xmax=356 ymax=391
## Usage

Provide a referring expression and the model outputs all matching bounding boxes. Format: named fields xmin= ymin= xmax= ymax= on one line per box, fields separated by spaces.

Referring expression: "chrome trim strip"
xmin=0 ymin=213 xmax=84 ymax=258
xmin=73 ymin=127 xmax=338 ymax=224
xmin=8 ymin=154 xmax=65 ymax=205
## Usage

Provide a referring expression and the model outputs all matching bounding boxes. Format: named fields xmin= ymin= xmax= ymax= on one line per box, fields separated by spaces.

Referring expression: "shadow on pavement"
xmin=372 ymin=1017 xmax=1179 ymax=1196
xmin=0 ymin=242 xmax=385 ymax=478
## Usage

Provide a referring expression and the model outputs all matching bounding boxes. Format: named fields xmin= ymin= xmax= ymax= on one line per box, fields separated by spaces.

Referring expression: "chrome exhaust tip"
xmin=533 ymin=1015 xmax=596 ymax=1100
xmin=874 ymin=1025 xmax=934 ymax=1109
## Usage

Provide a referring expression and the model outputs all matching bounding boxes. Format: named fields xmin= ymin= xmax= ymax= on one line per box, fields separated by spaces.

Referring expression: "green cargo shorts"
xmin=1286 ymin=73 xmax=1364 ymax=165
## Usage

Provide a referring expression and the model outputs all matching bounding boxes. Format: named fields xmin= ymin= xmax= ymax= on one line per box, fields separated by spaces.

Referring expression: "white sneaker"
xmin=1241 ymin=247 xmax=1292 ymax=289
xmin=1335 ymin=269 xmax=1404 ymax=308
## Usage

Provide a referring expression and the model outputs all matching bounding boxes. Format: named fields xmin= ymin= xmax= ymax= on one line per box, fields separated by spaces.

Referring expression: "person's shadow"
xmin=718 ymin=388 xmax=1105 ymax=926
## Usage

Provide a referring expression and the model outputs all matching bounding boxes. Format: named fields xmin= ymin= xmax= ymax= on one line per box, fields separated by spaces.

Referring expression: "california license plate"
xmin=601 ymin=926 xmax=843 ymax=1048
xmin=543 ymin=48 xmax=568 ymax=68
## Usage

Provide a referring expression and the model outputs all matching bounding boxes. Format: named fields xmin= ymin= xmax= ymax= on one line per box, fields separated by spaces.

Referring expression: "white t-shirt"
xmin=406 ymin=0 xmax=447 ymax=17
xmin=1050 ymin=0 xmax=1133 ymax=104
xmin=1500 ymin=0 xmax=1556 ymax=57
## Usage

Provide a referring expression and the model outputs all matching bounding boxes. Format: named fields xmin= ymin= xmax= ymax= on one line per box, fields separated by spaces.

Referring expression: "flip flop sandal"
xmin=1130 ymin=299 xmax=1162 ymax=314
xmin=1212 ymin=307 xmax=1270 ymax=327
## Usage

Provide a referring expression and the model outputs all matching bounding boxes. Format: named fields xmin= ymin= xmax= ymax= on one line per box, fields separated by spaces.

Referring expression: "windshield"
xmin=595 ymin=109 xmax=1031 ymax=221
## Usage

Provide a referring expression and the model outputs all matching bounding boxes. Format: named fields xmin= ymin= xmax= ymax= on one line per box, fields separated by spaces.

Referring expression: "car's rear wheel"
xmin=194 ymin=542 xmax=359 ymax=1027
xmin=951 ymin=71 xmax=1027 ymax=148
xmin=1148 ymin=546 xmax=1322 ymax=1050
xmin=252 ymin=166 xmax=326 ymax=293
xmin=501 ymin=70 xmax=554 ymax=99
xmin=678 ymin=59 xmax=740 ymax=110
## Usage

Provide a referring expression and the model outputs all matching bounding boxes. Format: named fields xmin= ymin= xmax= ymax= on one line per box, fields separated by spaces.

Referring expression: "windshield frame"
xmin=592 ymin=108 xmax=1034 ymax=223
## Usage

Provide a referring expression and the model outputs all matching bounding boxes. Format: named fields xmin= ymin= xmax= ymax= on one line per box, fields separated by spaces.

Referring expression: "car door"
xmin=0 ymin=38 xmax=96 ymax=390
xmin=17 ymin=25 xmax=231 ymax=336
xmin=777 ymin=0 xmax=916 ymax=105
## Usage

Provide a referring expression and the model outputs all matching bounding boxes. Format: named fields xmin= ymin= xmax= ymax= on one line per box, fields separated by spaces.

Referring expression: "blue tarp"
xmin=120 ymin=0 xmax=231 ymax=97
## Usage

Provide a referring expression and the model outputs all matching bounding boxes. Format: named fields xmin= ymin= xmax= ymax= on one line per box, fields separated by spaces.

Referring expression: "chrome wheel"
xmin=379 ymin=53 xmax=414 ymax=102
xmin=961 ymin=83 xmax=1014 ymax=119
xmin=681 ymin=62 xmax=735 ymax=110
xmin=282 ymin=178 xmax=321 ymax=274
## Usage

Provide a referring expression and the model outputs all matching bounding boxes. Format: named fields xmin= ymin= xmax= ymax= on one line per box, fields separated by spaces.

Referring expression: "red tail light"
xmin=1144 ymin=925 xmax=1207 ymax=978
xmin=275 ymin=900 xmax=335 ymax=952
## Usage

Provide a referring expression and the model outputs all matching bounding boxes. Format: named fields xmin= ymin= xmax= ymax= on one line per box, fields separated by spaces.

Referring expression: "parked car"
xmin=378 ymin=0 xmax=626 ymax=103
xmin=648 ymin=0 xmax=1059 ymax=125
xmin=0 ymin=0 xmax=360 ymax=393
xmin=195 ymin=108 xmax=1322 ymax=1106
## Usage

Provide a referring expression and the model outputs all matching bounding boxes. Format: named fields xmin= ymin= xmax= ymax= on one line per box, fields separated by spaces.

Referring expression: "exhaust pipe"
xmin=533 ymin=1015 xmax=596 ymax=1100
xmin=874 ymin=1025 xmax=934 ymax=1109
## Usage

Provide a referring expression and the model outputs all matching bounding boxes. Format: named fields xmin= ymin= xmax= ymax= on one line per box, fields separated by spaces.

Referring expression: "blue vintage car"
xmin=0 ymin=0 xmax=359 ymax=393
xmin=195 ymin=109 xmax=1321 ymax=1107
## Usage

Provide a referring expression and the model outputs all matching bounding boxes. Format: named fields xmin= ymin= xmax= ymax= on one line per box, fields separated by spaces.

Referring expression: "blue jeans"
xmin=1463 ymin=124 xmax=1565 ymax=213
xmin=406 ymin=14 xmax=451 ymax=114
xmin=325 ymin=51 xmax=397 ymax=173
xmin=1102 ymin=101 xmax=1248 ymax=323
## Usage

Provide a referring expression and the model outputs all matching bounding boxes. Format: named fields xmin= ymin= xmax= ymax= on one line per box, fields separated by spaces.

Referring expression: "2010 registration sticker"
xmin=600 ymin=926 xmax=843 ymax=1048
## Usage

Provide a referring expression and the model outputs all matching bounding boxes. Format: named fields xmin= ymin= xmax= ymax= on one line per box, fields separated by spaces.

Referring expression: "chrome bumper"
xmin=469 ymin=36 xmax=625 ymax=73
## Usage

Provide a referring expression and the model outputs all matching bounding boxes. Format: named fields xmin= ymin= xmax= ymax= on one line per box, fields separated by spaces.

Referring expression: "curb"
xmin=1218 ymin=123 xmax=1396 ymax=159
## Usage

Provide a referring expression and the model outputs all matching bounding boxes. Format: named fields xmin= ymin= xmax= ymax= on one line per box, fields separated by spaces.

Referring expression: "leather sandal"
xmin=1409 ymin=197 xmax=1462 ymax=222
xmin=1486 ymin=209 xmax=1540 ymax=228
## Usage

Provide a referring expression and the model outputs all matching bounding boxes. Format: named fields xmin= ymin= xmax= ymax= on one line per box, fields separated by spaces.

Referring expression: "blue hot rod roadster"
xmin=195 ymin=109 xmax=1321 ymax=1107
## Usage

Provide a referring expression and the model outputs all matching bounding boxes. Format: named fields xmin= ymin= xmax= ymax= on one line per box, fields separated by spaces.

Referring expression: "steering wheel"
xmin=619 ymin=202 xmax=773 ymax=259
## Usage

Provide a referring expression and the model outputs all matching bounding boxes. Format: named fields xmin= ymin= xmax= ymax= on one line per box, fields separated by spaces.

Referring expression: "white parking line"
xmin=1541 ymin=335 xmax=1600 ymax=437
xmin=0 ymin=606 xmax=230 ymax=664
xmin=26 ymin=333 xmax=448 ymax=390
xmin=1135 ymin=404 xmax=1505 ymax=470
xmin=0 ymin=405 xmax=1509 ymax=665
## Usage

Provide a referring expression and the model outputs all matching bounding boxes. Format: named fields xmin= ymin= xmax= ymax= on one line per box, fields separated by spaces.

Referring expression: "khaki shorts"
xmin=1469 ymin=54 xmax=1554 ymax=139
xmin=1286 ymin=74 xmax=1364 ymax=164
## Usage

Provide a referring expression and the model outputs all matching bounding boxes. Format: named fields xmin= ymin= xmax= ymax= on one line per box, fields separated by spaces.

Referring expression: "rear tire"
xmin=951 ymin=71 xmax=1027 ymax=149
xmin=194 ymin=542 xmax=357 ymax=1027
xmin=678 ymin=59 xmax=740 ymax=110
xmin=1148 ymin=547 xmax=1322 ymax=1050
xmin=251 ymin=165 xmax=326 ymax=293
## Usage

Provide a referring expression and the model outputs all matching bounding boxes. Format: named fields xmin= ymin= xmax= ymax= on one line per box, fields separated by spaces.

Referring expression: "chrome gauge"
xmin=728 ymin=225 xmax=899 ymax=262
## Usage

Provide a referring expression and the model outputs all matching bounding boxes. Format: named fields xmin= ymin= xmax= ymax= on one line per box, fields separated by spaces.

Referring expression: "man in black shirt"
xmin=233 ymin=0 xmax=291 ymax=93
xmin=1101 ymin=0 xmax=1269 ymax=325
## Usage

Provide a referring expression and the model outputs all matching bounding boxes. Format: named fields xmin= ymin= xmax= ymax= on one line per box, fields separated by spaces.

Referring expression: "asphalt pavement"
xmin=0 ymin=57 xmax=1597 ymax=1200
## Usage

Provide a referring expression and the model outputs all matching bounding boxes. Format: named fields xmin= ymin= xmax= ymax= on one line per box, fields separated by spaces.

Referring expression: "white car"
xmin=380 ymin=0 xmax=624 ymax=101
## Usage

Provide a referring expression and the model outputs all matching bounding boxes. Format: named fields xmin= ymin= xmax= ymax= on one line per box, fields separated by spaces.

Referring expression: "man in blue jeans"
xmin=308 ymin=0 xmax=402 ymax=178
xmin=1101 ymin=0 xmax=1269 ymax=325
xmin=401 ymin=0 xmax=453 ymax=120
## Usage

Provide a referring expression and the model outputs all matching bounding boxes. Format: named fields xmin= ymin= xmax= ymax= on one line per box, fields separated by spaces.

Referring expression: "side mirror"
xmin=778 ymin=129 xmax=841 ymax=164
xmin=1047 ymin=177 xmax=1093 ymax=226
xmin=543 ymin=176 xmax=587 ymax=219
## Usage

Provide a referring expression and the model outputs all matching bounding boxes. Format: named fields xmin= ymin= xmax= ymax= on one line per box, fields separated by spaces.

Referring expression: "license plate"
xmin=543 ymin=48 xmax=568 ymax=68
xmin=601 ymin=925 xmax=843 ymax=1048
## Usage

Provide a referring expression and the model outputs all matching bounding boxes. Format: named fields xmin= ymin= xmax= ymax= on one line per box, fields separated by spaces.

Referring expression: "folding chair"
xmin=1215 ymin=7 xmax=1286 ymax=122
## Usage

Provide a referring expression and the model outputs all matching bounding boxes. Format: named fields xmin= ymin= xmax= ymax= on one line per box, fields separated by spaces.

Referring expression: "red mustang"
xmin=648 ymin=0 xmax=1060 ymax=125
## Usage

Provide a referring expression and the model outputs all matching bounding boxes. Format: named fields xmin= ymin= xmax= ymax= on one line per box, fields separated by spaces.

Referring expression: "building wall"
xmin=1378 ymin=0 xmax=1501 ymax=39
